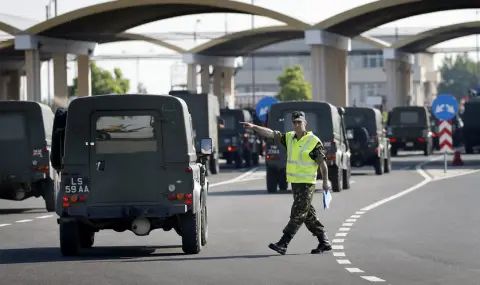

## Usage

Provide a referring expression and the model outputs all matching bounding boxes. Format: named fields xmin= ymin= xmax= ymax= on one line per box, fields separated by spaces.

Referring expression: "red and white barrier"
xmin=438 ymin=120 xmax=453 ymax=153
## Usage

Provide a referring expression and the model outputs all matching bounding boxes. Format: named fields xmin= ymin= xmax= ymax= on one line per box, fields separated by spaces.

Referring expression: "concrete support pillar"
xmin=53 ymin=53 xmax=68 ymax=108
xmin=383 ymin=48 xmax=414 ymax=110
xmin=223 ymin=67 xmax=235 ymax=109
xmin=200 ymin=64 xmax=210 ymax=93
xmin=213 ymin=68 xmax=223 ymax=107
xmin=25 ymin=50 xmax=41 ymax=102
xmin=305 ymin=29 xmax=350 ymax=106
xmin=6 ymin=71 xmax=20 ymax=100
xmin=186 ymin=63 xmax=197 ymax=92
xmin=77 ymin=55 xmax=91 ymax=96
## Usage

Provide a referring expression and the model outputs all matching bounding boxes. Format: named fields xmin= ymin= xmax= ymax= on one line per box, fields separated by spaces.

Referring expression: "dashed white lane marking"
xmin=0 ymin=224 xmax=11 ymax=227
xmin=333 ymin=154 xmax=480 ymax=283
xmin=361 ymin=276 xmax=385 ymax=282
xmin=346 ymin=268 xmax=364 ymax=273
xmin=36 ymin=215 xmax=54 ymax=219
xmin=16 ymin=219 xmax=33 ymax=223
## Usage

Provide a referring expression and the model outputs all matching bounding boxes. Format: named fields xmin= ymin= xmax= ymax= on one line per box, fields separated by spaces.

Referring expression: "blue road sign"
xmin=431 ymin=94 xmax=458 ymax=121
xmin=256 ymin=96 xmax=278 ymax=122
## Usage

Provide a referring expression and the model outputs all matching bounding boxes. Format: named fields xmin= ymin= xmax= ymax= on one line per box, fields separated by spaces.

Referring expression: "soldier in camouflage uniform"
xmin=241 ymin=111 xmax=332 ymax=255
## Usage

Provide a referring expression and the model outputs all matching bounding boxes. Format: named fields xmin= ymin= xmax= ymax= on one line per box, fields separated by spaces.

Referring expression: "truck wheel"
xmin=180 ymin=210 xmax=202 ymax=254
xmin=209 ymin=155 xmax=219 ymax=175
xmin=465 ymin=143 xmax=474 ymax=154
xmin=252 ymin=153 xmax=260 ymax=166
xmin=328 ymin=165 xmax=342 ymax=192
xmin=201 ymin=205 xmax=208 ymax=246
xmin=342 ymin=167 xmax=351 ymax=190
xmin=384 ymin=153 xmax=391 ymax=173
xmin=79 ymin=225 xmax=95 ymax=248
xmin=266 ymin=168 xmax=278 ymax=193
xmin=374 ymin=157 xmax=384 ymax=175
xmin=234 ymin=153 xmax=243 ymax=168
xmin=59 ymin=219 xmax=81 ymax=256
xmin=390 ymin=148 xmax=398 ymax=157
xmin=41 ymin=177 xmax=56 ymax=212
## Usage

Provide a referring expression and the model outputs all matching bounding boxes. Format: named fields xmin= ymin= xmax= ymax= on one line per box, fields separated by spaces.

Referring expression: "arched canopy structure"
xmin=0 ymin=32 xmax=186 ymax=61
xmin=314 ymin=0 xmax=480 ymax=37
xmin=23 ymin=0 xmax=310 ymax=42
xmin=392 ymin=21 xmax=480 ymax=53
xmin=189 ymin=25 xmax=390 ymax=57
xmin=0 ymin=13 xmax=39 ymax=35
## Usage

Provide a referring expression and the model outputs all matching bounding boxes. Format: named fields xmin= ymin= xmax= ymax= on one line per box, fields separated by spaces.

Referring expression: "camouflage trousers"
xmin=283 ymin=183 xmax=325 ymax=238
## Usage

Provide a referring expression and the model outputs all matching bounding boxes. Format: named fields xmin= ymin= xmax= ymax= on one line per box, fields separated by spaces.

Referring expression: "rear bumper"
xmin=0 ymin=173 xmax=45 ymax=186
xmin=390 ymin=140 xmax=427 ymax=150
xmin=63 ymin=204 xmax=188 ymax=219
xmin=350 ymin=149 xmax=378 ymax=167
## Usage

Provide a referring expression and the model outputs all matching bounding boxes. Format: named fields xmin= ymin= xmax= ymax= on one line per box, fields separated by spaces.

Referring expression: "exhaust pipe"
xmin=131 ymin=217 xmax=151 ymax=236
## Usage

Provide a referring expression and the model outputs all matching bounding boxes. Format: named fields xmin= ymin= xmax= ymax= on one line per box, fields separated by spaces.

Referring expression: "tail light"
xmin=227 ymin=146 xmax=237 ymax=152
xmin=418 ymin=138 xmax=425 ymax=143
xmin=390 ymin=138 xmax=397 ymax=143
xmin=185 ymin=167 xmax=192 ymax=173
xmin=168 ymin=193 xmax=193 ymax=205
xmin=33 ymin=165 xmax=49 ymax=174
xmin=62 ymin=194 xmax=88 ymax=207
xmin=243 ymin=133 xmax=248 ymax=138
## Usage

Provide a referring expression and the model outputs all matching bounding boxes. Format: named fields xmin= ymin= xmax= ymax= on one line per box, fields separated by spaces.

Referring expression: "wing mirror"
xmin=337 ymin=107 xmax=345 ymax=116
xmin=200 ymin=138 xmax=213 ymax=155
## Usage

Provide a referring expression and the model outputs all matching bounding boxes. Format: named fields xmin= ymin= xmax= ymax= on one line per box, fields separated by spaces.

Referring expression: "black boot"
xmin=268 ymin=234 xmax=292 ymax=255
xmin=311 ymin=232 xmax=332 ymax=254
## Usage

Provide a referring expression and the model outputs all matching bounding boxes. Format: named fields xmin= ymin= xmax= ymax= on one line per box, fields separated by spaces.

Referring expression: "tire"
xmin=209 ymin=155 xmax=219 ymax=175
xmin=42 ymin=177 xmax=56 ymax=212
xmin=252 ymin=153 xmax=260 ymax=166
xmin=201 ymin=205 xmax=208 ymax=246
xmin=180 ymin=209 xmax=202 ymax=254
xmin=79 ymin=226 xmax=95 ymax=248
xmin=59 ymin=220 xmax=81 ymax=256
xmin=391 ymin=148 xmax=398 ymax=157
xmin=328 ymin=165 xmax=342 ymax=192
xmin=384 ymin=152 xmax=391 ymax=173
xmin=423 ymin=144 xmax=430 ymax=156
xmin=342 ymin=167 xmax=351 ymax=190
xmin=234 ymin=153 xmax=243 ymax=169
xmin=266 ymin=168 xmax=278 ymax=193
xmin=465 ymin=143 xmax=474 ymax=154
xmin=374 ymin=157 xmax=384 ymax=175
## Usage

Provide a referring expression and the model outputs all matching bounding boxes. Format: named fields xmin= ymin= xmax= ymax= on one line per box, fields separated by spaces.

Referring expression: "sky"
xmin=2 ymin=0 xmax=480 ymax=100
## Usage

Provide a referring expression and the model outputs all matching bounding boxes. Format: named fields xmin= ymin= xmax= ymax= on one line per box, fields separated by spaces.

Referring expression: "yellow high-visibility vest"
xmin=285 ymin=131 xmax=320 ymax=184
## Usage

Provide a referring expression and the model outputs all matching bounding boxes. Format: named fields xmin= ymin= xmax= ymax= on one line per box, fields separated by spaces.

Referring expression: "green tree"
xmin=437 ymin=55 xmax=479 ymax=100
xmin=68 ymin=61 xmax=130 ymax=96
xmin=275 ymin=65 xmax=312 ymax=101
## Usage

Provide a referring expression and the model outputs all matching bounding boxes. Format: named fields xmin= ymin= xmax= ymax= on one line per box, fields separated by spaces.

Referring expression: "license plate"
xmin=64 ymin=177 xmax=90 ymax=194
xmin=406 ymin=142 xmax=414 ymax=147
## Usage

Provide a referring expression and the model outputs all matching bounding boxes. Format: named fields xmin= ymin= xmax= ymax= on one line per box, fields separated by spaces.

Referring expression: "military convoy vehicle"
xmin=462 ymin=100 xmax=480 ymax=153
xmin=386 ymin=106 xmax=434 ymax=156
xmin=344 ymin=107 xmax=391 ymax=175
xmin=264 ymin=101 xmax=351 ymax=193
xmin=219 ymin=108 xmax=261 ymax=168
xmin=0 ymin=101 xmax=57 ymax=212
xmin=54 ymin=95 xmax=209 ymax=256
xmin=169 ymin=90 xmax=221 ymax=175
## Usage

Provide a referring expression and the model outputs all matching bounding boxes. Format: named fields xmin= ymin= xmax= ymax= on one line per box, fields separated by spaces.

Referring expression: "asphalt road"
xmin=0 ymin=152 xmax=478 ymax=285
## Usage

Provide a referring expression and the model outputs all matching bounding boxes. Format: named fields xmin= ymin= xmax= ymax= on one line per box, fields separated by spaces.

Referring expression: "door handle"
xmin=96 ymin=160 xmax=105 ymax=171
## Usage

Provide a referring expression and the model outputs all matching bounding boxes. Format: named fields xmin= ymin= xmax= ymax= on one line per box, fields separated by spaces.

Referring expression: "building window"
xmin=362 ymin=54 xmax=384 ymax=68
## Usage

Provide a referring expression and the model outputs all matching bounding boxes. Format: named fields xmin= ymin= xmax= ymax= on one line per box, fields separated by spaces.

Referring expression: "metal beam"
xmin=15 ymin=34 xmax=97 ymax=56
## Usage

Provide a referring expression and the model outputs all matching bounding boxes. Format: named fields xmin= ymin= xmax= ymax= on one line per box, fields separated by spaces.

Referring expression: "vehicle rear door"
xmin=89 ymin=111 xmax=165 ymax=204
xmin=0 ymin=112 xmax=30 ymax=176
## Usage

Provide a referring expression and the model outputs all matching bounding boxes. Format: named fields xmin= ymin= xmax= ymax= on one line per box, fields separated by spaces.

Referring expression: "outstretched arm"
xmin=240 ymin=122 xmax=275 ymax=139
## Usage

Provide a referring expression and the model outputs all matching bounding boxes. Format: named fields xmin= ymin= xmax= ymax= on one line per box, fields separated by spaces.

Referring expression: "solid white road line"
xmin=15 ymin=219 xmax=33 ymax=223
xmin=0 ymin=224 xmax=11 ymax=227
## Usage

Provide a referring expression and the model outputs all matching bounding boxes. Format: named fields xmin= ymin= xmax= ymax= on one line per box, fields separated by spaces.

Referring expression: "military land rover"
xmin=219 ymin=108 xmax=261 ymax=168
xmin=54 ymin=95 xmax=210 ymax=256
xmin=264 ymin=101 xmax=351 ymax=193
xmin=344 ymin=107 xmax=391 ymax=175
xmin=0 ymin=101 xmax=57 ymax=212
xmin=169 ymin=90 xmax=221 ymax=175
xmin=386 ymin=106 xmax=434 ymax=156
